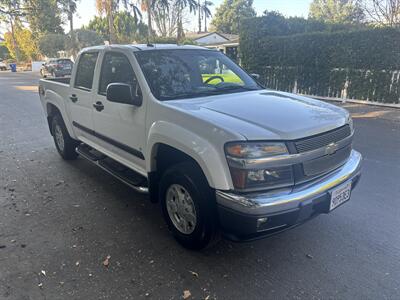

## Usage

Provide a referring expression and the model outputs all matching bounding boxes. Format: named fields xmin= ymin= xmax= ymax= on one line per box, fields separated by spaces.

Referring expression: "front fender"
xmin=146 ymin=121 xmax=233 ymax=190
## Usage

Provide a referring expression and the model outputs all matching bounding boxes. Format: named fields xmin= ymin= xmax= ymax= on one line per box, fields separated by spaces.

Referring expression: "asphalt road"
xmin=1 ymin=71 xmax=399 ymax=300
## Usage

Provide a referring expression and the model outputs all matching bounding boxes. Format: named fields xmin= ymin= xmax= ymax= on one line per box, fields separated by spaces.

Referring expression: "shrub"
xmin=240 ymin=22 xmax=400 ymax=103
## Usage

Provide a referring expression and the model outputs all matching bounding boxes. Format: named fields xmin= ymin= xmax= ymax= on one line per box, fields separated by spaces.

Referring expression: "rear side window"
xmin=98 ymin=52 xmax=138 ymax=95
xmin=58 ymin=59 xmax=72 ymax=65
xmin=74 ymin=52 xmax=98 ymax=90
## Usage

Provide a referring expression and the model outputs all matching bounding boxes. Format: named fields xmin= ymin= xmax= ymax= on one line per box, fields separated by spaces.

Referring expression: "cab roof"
xmin=81 ymin=44 xmax=211 ymax=52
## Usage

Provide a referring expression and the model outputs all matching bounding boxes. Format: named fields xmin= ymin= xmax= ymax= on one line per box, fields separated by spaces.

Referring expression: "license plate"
xmin=330 ymin=181 xmax=352 ymax=211
xmin=64 ymin=65 xmax=71 ymax=70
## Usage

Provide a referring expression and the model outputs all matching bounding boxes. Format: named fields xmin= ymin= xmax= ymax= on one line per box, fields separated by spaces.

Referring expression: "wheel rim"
xmin=54 ymin=124 xmax=65 ymax=152
xmin=166 ymin=184 xmax=197 ymax=235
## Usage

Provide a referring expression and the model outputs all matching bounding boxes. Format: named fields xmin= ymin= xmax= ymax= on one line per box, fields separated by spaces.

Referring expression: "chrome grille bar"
xmin=295 ymin=125 xmax=352 ymax=153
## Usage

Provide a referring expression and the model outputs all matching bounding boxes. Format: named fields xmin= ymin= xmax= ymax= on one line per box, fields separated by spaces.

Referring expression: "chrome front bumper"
xmin=216 ymin=150 xmax=362 ymax=216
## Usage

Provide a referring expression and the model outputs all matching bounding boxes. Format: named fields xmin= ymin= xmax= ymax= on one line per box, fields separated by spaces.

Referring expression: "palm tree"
xmin=175 ymin=0 xmax=198 ymax=40
xmin=136 ymin=0 xmax=170 ymax=38
xmin=60 ymin=0 xmax=78 ymax=56
xmin=197 ymin=0 xmax=201 ymax=33
xmin=202 ymin=0 xmax=212 ymax=32
xmin=96 ymin=0 xmax=130 ymax=43
xmin=129 ymin=2 xmax=142 ymax=26
xmin=137 ymin=0 xmax=152 ymax=38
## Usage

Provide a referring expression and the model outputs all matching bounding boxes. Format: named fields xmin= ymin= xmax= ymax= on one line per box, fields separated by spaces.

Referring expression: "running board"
xmin=76 ymin=144 xmax=149 ymax=194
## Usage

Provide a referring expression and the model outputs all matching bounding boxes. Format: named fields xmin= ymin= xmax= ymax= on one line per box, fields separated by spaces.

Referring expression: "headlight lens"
xmin=225 ymin=142 xmax=293 ymax=190
xmin=229 ymin=166 xmax=294 ymax=190
xmin=225 ymin=142 xmax=288 ymax=159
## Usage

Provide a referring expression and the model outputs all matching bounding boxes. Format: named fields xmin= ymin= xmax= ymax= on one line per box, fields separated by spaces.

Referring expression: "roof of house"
xmin=185 ymin=32 xmax=239 ymax=41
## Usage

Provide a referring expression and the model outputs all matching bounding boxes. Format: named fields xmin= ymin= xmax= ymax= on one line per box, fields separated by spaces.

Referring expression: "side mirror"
xmin=106 ymin=83 xmax=142 ymax=106
xmin=250 ymin=73 xmax=261 ymax=80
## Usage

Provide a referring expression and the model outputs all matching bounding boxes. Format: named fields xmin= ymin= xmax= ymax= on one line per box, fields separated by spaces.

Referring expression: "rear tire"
xmin=159 ymin=161 xmax=220 ymax=250
xmin=51 ymin=115 xmax=79 ymax=160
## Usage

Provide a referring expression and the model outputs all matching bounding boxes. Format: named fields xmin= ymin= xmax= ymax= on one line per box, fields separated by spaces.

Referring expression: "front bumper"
xmin=216 ymin=150 xmax=362 ymax=241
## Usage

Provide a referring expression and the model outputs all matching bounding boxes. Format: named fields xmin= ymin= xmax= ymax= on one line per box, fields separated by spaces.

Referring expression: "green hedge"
xmin=240 ymin=20 xmax=400 ymax=103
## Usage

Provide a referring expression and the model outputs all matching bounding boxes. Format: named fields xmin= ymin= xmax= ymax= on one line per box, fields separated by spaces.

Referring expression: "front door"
xmin=69 ymin=51 xmax=99 ymax=142
xmin=92 ymin=51 xmax=146 ymax=174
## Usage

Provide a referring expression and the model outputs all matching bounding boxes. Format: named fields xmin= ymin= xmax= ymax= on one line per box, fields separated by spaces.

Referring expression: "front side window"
xmin=135 ymin=49 xmax=260 ymax=101
xmin=74 ymin=52 xmax=98 ymax=90
xmin=98 ymin=52 xmax=138 ymax=95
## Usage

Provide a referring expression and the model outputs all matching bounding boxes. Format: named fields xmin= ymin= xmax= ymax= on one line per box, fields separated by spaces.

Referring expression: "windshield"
xmin=135 ymin=49 xmax=261 ymax=101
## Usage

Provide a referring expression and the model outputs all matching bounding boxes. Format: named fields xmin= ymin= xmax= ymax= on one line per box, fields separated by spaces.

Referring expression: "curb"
xmin=300 ymin=94 xmax=400 ymax=109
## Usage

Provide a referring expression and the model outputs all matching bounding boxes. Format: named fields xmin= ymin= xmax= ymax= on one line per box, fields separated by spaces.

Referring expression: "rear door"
xmin=69 ymin=51 xmax=99 ymax=143
xmin=92 ymin=50 xmax=146 ymax=173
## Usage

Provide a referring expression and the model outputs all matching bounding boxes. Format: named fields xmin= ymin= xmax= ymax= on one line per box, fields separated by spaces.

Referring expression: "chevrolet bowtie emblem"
xmin=325 ymin=142 xmax=339 ymax=155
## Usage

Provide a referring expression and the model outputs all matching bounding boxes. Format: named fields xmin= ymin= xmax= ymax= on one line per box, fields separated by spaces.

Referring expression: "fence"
xmin=260 ymin=67 xmax=400 ymax=104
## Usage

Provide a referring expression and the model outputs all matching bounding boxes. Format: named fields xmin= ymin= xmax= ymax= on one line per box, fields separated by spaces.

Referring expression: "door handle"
xmin=93 ymin=101 xmax=104 ymax=112
xmin=70 ymin=94 xmax=78 ymax=103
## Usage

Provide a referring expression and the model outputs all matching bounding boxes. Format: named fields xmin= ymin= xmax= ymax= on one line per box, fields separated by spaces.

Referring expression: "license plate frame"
xmin=329 ymin=181 xmax=352 ymax=211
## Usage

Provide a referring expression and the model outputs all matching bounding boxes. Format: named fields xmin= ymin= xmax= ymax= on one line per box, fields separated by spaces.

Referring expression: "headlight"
xmin=225 ymin=142 xmax=288 ymax=159
xmin=225 ymin=142 xmax=294 ymax=190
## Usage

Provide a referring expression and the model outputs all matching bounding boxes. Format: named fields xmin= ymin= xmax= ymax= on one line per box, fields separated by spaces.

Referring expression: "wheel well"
xmin=46 ymin=103 xmax=62 ymax=135
xmin=148 ymin=144 xmax=207 ymax=202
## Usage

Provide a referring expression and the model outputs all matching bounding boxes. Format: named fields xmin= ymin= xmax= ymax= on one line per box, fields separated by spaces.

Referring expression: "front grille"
xmin=302 ymin=144 xmax=352 ymax=177
xmin=294 ymin=125 xmax=351 ymax=153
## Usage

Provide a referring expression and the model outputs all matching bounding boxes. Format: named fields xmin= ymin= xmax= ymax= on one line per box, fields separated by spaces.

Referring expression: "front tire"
xmin=159 ymin=162 xmax=220 ymax=250
xmin=51 ymin=115 xmax=79 ymax=160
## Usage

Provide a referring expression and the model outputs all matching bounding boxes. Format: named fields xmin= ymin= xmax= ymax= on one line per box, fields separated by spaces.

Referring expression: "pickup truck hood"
xmin=166 ymin=90 xmax=349 ymax=140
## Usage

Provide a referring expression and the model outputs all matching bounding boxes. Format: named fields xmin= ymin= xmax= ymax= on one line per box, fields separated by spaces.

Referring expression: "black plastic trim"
xmin=72 ymin=121 xmax=145 ymax=160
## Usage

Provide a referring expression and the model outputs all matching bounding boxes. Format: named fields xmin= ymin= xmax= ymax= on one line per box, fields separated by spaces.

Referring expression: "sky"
xmin=71 ymin=0 xmax=313 ymax=32
xmin=0 ymin=0 xmax=313 ymax=35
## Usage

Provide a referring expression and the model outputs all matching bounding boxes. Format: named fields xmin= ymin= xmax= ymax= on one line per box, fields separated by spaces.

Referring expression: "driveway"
xmin=0 ymin=72 xmax=399 ymax=299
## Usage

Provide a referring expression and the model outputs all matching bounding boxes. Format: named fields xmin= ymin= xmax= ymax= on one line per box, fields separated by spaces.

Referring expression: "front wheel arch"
xmin=148 ymin=143 xmax=210 ymax=203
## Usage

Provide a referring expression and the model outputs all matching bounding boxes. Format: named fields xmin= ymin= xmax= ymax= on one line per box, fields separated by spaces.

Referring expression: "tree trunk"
xmin=108 ymin=8 xmax=115 ymax=43
xmin=198 ymin=0 xmax=201 ymax=33
xmin=69 ymin=3 xmax=76 ymax=58
xmin=204 ymin=0 xmax=207 ymax=32
xmin=147 ymin=0 xmax=152 ymax=38
xmin=9 ymin=16 xmax=20 ymax=62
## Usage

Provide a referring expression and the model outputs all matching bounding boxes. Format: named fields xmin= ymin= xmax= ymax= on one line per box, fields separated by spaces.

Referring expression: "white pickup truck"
xmin=39 ymin=44 xmax=362 ymax=249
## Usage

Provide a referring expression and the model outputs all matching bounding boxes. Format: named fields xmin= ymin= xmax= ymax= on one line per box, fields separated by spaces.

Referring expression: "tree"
xmin=211 ymin=0 xmax=256 ymax=34
xmin=72 ymin=29 xmax=104 ymax=48
xmin=136 ymin=0 xmax=153 ymax=37
xmin=152 ymin=0 xmax=176 ymax=37
xmin=96 ymin=0 xmax=132 ymax=43
xmin=0 ymin=0 xmax=25 ymax=61
xmin=24 ymin=0 xmax=64 ymax=36
xmin=309 ymin=0 xmax=365 ymax=24
xmin=4 ymin=25 xmax=38 ymax=60
xmin=175 ymin=0 xmax=198 ymax=39
xmin=361 ymin=0 xmax=400 ymax=27
xmin=86 ymin=11 xmax=148 ymax=42
xmin=38 ymin=33 xmax=67 ymax=57
xmin=58 ymin=0 xmax=78 ymax=56
xmin=0 ymin=42 xmax=10 ymax=60
xmin=197 ymin=0 xmax=212 ymax=32
xmin=201 ymin=0 xmax=213 ymax=32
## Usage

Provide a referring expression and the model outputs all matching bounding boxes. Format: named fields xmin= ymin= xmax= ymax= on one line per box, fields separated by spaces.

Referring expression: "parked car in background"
xmin=0 ymin=61 xmax=8 ymax=71
xmin=40 ymin=58 xmax=73 ymax=78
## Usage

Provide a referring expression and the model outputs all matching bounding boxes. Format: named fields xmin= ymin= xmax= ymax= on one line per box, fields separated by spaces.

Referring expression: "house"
xmin=185 ymin=32 xmax=238 ymax=46
xmin=185 ymin=32 xmax=240 ymax=63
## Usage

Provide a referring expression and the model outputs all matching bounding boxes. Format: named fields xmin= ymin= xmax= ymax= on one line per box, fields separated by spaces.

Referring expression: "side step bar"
xmin=76 ymin=144 xmax=149 ymax=194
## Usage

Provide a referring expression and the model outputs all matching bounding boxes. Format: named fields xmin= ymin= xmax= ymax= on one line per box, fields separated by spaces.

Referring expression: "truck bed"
xmin=42 ymin=77 xmax=71 ymax=85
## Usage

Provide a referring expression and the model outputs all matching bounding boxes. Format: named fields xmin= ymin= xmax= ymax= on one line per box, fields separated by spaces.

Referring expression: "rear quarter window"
xmin=74 ymin=52 xmax=99 ymax=90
